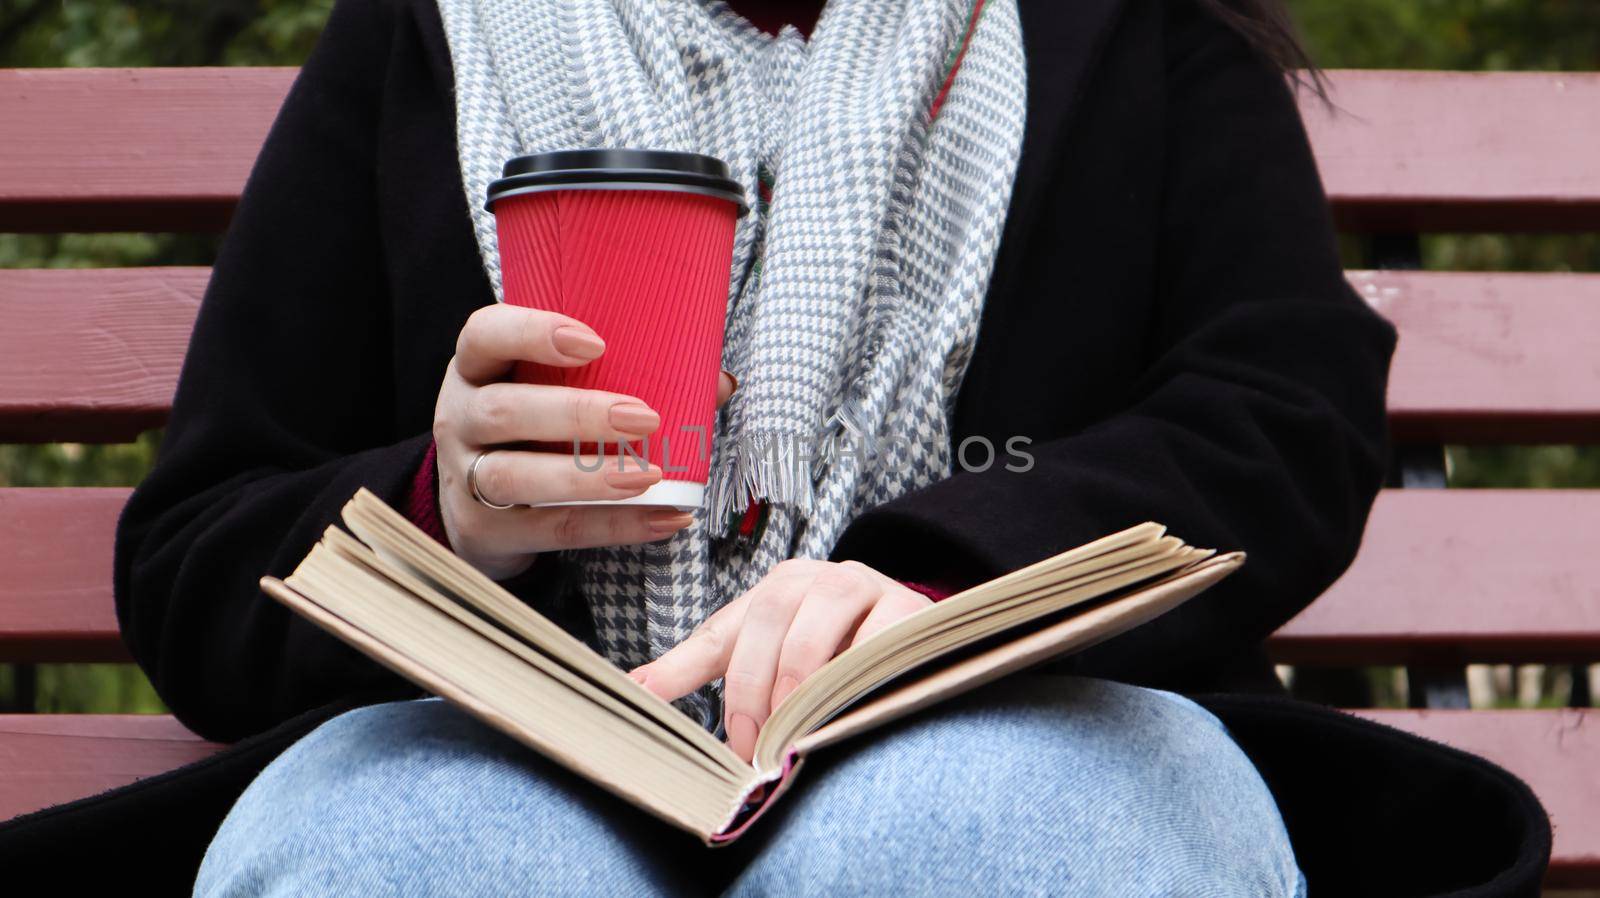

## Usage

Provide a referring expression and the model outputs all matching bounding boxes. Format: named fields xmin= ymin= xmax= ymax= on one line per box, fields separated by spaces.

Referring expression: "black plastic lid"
xmin=485 ymin=149 xmax=748 ymax=213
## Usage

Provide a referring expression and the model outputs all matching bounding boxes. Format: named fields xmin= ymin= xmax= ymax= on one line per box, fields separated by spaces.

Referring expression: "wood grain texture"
xmin=1362 ymin=708 xmax=1599 ymax=887
xmin=0 ymin=489 xmax=130 ymax=662
xmin=1304 ymin=70 xmax=1600 ymax=232
xmin=3 ymin=68 xmax=1598 ymax=232
xmin=0 ymin=268 xmax=205 ymax=443
xmin=1271 ymin=490 xmax=1600 ymax=664
xmin=0 ymin=67 xmax=293 ymax=232
xmin=6 ymin=267 xmax=1598 ymax=444
xmin=1356 ymin=270 xmax=1600 ymax=443
xmin=0 ymin=714 xmax=223 ymax=821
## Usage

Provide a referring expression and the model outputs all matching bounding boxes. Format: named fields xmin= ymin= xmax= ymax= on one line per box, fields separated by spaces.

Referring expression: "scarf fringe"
xmin=707 ymin=390 xmax=895 ymax=525
xmin=708 ymin=428 xmax=820 ymax=521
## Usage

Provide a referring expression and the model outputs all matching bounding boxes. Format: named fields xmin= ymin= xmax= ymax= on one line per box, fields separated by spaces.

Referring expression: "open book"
xmin=261 ymin=489 xmax=1242 ymax=845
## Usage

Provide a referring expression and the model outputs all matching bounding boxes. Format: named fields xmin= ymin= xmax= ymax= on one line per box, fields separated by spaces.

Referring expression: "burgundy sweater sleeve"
xmin=902 ymin=580 xmax=958 ymax=602
xmin=405 ymin=440 xmax=451 ymax=547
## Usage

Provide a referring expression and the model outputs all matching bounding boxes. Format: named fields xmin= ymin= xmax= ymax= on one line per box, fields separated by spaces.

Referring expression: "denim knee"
xmin=194 ymin=698 xmax=680 ymax=898
xmin=729 ymin=676 xmax=1304 ymax=898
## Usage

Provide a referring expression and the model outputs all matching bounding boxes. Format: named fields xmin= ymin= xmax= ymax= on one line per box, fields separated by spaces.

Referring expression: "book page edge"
xmin=784 ymin=552 xmax=1244 ymax=758
xmin=258 ymin=575 xmax=730 ymax=841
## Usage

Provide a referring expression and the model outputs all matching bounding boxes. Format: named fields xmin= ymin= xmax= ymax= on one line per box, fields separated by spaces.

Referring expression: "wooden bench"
xmin=3 ymin=67 xmax=1598 ymax=886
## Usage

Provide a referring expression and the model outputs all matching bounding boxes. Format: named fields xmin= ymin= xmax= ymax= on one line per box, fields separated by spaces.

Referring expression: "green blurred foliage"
xmin=0 ymin=0 xmax=333 ymax=67
xmin=34 ymin=664 xmax=168 ymax=713
xmin=1288 ymin=0 xmax=1600 ymax=71
xmin=1 ymin=1 xmax=1596 ymax=713
xmin=1422 ymin=233 xmax=1600 ymax=274
xmin=1 ymin=662 xmax=166 ymax=713
xmin=0 ymin=431 xmax=161 ymax=488
xmin=0 ymin=233 xmax=220 ymax=269
xmin=1450 ymin=445 xmax=1600 ymax=488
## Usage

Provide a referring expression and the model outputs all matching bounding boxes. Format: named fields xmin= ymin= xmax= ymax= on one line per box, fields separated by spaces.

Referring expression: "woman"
xmin=27 ymin=0 xmax=1536 ymax=894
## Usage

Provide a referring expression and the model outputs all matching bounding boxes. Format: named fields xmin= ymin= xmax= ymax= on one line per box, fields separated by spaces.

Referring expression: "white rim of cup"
xmin=529 ymin=480 xmax=705 ymax=514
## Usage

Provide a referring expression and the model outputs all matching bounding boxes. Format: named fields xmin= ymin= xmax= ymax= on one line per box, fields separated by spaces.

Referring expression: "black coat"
xmin=0 ymin=0 xmax=1550 ymax=894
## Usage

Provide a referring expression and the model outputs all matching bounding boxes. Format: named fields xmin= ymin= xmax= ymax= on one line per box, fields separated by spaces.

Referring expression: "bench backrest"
xmin=2 ymin=67 xmax=1599 ymax=664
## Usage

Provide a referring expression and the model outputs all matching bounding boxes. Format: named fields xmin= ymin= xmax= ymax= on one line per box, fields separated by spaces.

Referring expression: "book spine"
xmin=709 ymin=750 xmax=803 ymax=846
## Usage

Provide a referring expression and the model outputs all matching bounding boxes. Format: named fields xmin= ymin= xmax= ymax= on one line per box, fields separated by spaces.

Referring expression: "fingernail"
xmin=552 ymin=326 xmax=605 ymax=361
xmin=722 ymin=370 xmax=739 ymax=394
xmin=646 ymin=511 xmax=695 ymax=534
xmin=626 ymin=668 xmax=648 ymax=685
xmin=772 ymin=675 xmax=799 ymax=710
xmin=609 ymin=402 xmax=660 ymax=435
xmin=604 ymin=465 xmax=662 ymax=491
xmin=727 ymin=712 xmax=758 ymax=756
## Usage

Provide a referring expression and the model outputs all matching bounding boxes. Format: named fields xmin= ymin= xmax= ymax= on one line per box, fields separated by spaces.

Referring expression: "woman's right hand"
xmin=433 ymin=304 xmax=731 ymax=580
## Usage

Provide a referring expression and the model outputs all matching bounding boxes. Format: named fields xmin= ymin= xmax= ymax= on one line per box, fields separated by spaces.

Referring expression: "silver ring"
xmin=467 ymin=450 xmax=517 ymax=510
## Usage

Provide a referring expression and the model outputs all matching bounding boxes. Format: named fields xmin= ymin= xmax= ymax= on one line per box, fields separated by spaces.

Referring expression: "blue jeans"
xmin=196 ymin=676 xmax=1305 ymax=897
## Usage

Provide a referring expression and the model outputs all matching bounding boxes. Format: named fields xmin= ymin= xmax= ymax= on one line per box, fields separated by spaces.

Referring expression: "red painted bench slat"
xmin=0 ymin=714 xmax=224 ymax=821
xmin=1359 ymin=709 xmax=1600 ymax=888
xmin=1372 ymin=270 xmax=1600 ymax=444
xmin=4 ymin=268 xmax=1599 ymax=445
xmin=1269 ymin=490 xmax=1600 ymax=665
xmin=6 ymin=487 xmax=1599 ymax=667
xmin=0 ymin=268 xmax=207 ymax=443
xmin=1302 ymin=70 xmax=1600 ymax=232
xmin=0 ymin=68 xmax=293 ymax=232
xmin=4 ymin=69 xmax=1599 ymax=233
xmin=0 ymin=489 xmax=130 ymax=662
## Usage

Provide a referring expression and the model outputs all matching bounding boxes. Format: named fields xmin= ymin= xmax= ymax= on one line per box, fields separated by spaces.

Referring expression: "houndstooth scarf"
xmin=437 ymin=0 xmax=1026 ymax=727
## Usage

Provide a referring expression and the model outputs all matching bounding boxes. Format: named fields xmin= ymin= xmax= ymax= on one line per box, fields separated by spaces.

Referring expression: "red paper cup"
xmin=486 ymin=149 xmax=746 ymax=511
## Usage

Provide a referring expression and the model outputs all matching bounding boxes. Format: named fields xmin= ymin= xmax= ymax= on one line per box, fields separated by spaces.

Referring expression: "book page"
xmin=320 ymin=526 xmax=745 ymax=779
xmin=265 ymin=563 xmax=749 ymax=838
xmin=340 ymin=490 xmax=740 ymax=771
xmin=787 ymin=554 xmax=1245 ymax=760
xmin=752 ymin=536 xmax=1212 ymax=770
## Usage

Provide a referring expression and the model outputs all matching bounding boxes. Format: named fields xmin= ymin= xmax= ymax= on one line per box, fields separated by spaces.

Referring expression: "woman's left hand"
xmin=629 ymin=559 xmax=934 ymax=762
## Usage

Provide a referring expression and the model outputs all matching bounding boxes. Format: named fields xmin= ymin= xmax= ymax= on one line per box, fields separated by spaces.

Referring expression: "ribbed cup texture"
xmin=495 ymin=188 xmax=738 ymax=485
